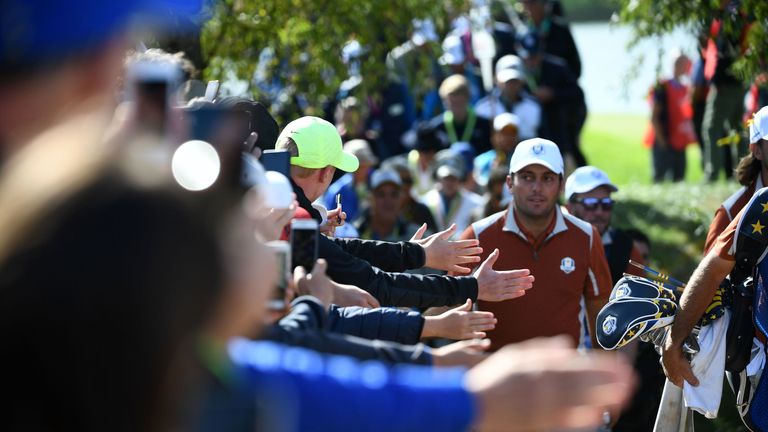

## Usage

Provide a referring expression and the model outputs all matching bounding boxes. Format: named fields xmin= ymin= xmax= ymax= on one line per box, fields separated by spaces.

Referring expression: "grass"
xmin=580 ymin=112 xmax=706 ymax=185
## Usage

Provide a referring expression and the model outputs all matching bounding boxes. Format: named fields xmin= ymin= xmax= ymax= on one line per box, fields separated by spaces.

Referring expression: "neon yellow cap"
xmin=277 ymin=116 xmax=359 ymax=172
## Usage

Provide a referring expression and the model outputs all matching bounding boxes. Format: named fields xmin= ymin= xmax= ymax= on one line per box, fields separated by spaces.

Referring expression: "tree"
xmin=200 ymin=0 xmax=464 ymax=125
xmin=615 ymin=0 xmax=768 ymax=81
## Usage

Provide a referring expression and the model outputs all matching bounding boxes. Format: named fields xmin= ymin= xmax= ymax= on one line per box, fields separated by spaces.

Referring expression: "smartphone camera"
xmin=290 ymin=219 xmax=319 ymax=272
xmin=265 ymin=240 xmax=291 ymax=311
xmin=126 ymin=60 xmax=182 ymax=134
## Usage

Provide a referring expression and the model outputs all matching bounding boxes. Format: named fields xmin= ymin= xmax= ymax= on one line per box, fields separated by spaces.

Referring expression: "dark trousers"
xmin=652 ymin=142 xmax=686 ymax=182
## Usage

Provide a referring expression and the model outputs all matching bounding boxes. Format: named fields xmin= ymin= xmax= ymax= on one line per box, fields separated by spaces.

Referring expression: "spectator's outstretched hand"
xmin=295 ymin=259 xmax=333 ymax=308
xmin=411 ymin=223 xmax=482 ymax=274
xmin=474 ymin=249 xmax=534 ymax=301
xmin=466 ymin=336 xmax=636 ymax=432
xmin=422 ymin=299 xmax=496 ymax=340
xmin=431 ymin=338 xmax=491 ymax=368
xmin=332 ymin=282 xmax=380 ymax=308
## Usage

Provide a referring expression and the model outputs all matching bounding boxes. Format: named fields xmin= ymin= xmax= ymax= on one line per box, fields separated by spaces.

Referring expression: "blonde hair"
xmin=439 ymin=74 xmax=470 ymax=99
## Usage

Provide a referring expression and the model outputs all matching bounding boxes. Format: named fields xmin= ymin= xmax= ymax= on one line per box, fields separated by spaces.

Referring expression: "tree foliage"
xmin=615 ymin=0 xmax=768 ymax=81
xmin=201 ymin=0 xmax=464 ymax=122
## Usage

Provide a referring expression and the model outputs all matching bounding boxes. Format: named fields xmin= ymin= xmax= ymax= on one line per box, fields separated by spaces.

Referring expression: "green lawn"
xmin=580 ymin=113 xmax=704 ymax=186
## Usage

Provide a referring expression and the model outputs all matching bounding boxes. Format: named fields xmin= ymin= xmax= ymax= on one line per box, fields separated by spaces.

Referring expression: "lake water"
xmin=571 ymin=22 xmax=697 ymax=115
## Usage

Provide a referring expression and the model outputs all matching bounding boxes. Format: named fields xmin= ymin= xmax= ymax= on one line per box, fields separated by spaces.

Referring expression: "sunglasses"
xmin=574 ymin=197 xmax=614 ymax=211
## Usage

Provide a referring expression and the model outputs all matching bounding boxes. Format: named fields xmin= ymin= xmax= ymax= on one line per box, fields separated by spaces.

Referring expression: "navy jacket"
xmin=266 ymin=296 xmax=431 ymax=365
xmin=328 ymin=304 xmax=424 ymax=345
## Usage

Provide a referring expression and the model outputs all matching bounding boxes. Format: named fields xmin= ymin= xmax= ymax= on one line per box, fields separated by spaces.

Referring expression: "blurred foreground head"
xmin=0 ymin=0 xmax=202 ymax=159
xmin=0 ymin=109 xmax=254 ymax=431
xmin=0 ymin=79 xmax=276 ymax=431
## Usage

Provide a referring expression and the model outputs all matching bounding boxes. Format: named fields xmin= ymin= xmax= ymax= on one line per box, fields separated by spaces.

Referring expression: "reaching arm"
xmin=662 ymin=251 xmax=734 ymax=387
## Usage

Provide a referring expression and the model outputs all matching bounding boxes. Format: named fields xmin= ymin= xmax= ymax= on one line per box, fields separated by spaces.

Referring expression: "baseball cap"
xmin=495 ymin=55 xmax=525 ymax=83
xmin=277 ymin=116 xmax=359 ymax=172
xmin=370 ymin=169 xmax=402 ymax=190
xmin=436 ymin=164 xmax=463 ymax=179
xmin=749 ymin=106 xmax=768 ymax=144
xmin=344 ymin=139 xmax=379 ymax=165
xmin=508 ymin=138 xmax=563 ymax=175
xmin=564 ymin=166 xmax=618 ymax=201
xmin=1 ymin=0 xmax=204 ymax=74
xmin=493 ymin=112 xmax=520 ymax=132
xmin=414 ymin=123 xmax=447 ymax=152
xmin=216 ymin=97 xmax=279 ymax=153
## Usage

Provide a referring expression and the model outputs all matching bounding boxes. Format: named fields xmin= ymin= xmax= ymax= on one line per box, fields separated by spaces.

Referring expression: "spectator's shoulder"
xmin=722 ymin=184 xmax=754 ymax=220
xmin=562 ymin=212 xmax=595 ymax=241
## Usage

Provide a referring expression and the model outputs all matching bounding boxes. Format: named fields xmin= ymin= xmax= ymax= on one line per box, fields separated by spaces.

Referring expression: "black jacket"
xmin=265 ymin=296 xmax=431 ymax=365
xmin=540 ymin=17 xmax=582 ymax=78
xmin=533 ymin=56 xmax=585 ymax=147
xmin=291 ymin=180 xmax=478 ymax=307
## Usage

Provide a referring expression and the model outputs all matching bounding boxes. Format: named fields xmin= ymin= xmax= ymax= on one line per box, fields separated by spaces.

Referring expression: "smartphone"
xmin=260 ymin=149 xmax=291 ymax=177
xmin=290 ymin=219 xmax=319 ymax=272
xmin=265 ymin=240 xmax=291 ymax=311
xmin=204 ymin=80 xmax=220 ymax=102
xmin=125 ymin=60 xmax=182 ymax=134
xmin=184 ymin=105 xmax=226 ymax=144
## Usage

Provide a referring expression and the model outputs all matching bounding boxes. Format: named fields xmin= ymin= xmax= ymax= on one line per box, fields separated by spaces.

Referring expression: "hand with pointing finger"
xmin=411 ymin=223 xmax=483 ymax=274
xmin=474 ymin=248 xmax=534 ymax=302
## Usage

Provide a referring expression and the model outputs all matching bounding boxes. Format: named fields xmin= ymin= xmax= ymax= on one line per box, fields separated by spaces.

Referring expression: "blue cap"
xmin=0 ymin=0 xmax=204 ymax=72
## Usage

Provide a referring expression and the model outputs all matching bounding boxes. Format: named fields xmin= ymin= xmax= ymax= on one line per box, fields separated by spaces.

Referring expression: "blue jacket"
xmin=193 ymin=339 xmax=475 ymax=432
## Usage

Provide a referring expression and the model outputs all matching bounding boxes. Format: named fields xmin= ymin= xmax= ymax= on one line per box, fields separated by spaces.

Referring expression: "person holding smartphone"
xmin=275 ymin=116 xmax=535 ymax=309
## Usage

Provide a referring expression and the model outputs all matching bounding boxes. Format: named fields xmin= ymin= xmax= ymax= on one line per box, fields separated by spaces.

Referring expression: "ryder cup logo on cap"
xmin=508 ymin=138 xmax=563 ymax=174
xmin=749 ymin=106 xmax=768 ymax=144
xmin=602 ymin=315 xmax=617 ymax=335
xmin=564 ymin=166 xmax=618 ymax=201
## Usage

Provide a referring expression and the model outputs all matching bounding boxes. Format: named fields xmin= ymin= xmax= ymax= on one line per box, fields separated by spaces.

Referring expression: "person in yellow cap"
xmin=278 ymin=116 xmax=360 ymax=193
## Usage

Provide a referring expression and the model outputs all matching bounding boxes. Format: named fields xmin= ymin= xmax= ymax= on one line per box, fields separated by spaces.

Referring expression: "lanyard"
xmin=443 ymin=108 xmax=476 ymax=144
xmin=442 ymin=191 xmax=464 ymax=223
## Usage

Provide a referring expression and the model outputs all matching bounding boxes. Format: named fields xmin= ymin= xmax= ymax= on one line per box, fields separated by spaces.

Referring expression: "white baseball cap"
xmin=749 ymin=106 xmax=768 ymax=144
xmin=370 ymin=168 xmax=402 ymax=190
xmin=495 ymin=54 xmax=525 ymax=83
xmin=509 ymin=138 xmax=563 ymax=175
xmin=564 ymin=166 xmax=618 ymax=201
xmin=493 ymin=112 xmax=520 ymax=132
